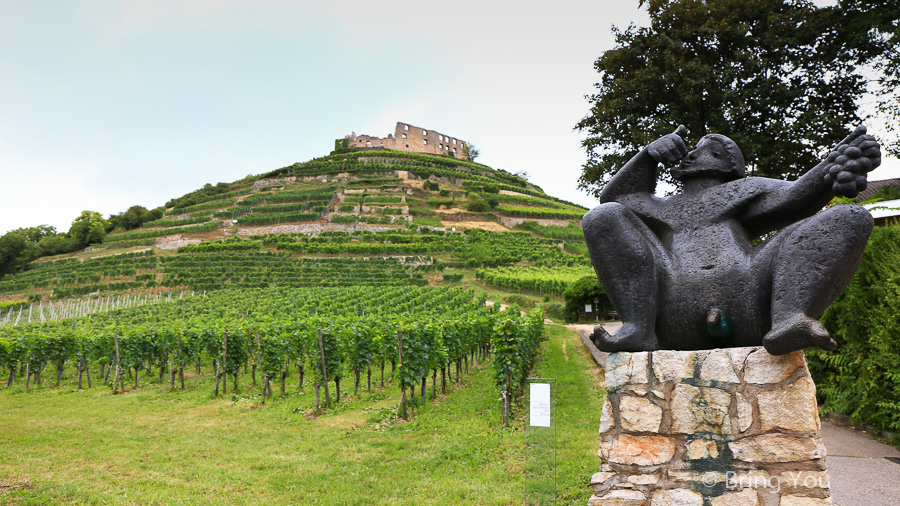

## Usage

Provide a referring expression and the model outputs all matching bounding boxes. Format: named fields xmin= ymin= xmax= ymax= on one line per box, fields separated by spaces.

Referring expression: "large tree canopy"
xmin=577 ymin=0 xmax=900 ymax=197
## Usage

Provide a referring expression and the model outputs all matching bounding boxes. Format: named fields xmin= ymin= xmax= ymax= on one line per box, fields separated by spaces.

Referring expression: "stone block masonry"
xmin=343 ymin=122 xmax=469 ymax=160
xmin=589 ymin=348 xmax=834 ymax=506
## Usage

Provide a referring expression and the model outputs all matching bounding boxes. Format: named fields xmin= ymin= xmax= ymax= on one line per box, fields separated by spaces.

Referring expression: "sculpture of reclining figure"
xmin=583 ymin=125 xmax=881 ymax=355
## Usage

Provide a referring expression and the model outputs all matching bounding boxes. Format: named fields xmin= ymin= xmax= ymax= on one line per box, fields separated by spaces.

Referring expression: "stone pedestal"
xmin=589 ymin=347 xmax=834 ymax=506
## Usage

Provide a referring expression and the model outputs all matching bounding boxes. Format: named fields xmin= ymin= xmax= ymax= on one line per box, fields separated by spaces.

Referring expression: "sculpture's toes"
xmin=591 ymin=323 xmax=659 ymax=352
xmin=763 ymin=316 xmax=838 ymax=355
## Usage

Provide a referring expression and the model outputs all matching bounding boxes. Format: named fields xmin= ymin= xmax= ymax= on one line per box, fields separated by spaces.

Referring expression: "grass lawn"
xmin=0 ymin=325 xmax=604 ymax=505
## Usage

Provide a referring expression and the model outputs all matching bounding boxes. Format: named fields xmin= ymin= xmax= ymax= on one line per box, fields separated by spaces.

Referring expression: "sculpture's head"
xmin=671 ymin=134 xmax=746 ymax=182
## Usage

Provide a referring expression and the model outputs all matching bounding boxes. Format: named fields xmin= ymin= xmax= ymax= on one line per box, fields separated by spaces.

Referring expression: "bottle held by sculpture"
xmin=583 ymin=124 xmax=881 ymax=355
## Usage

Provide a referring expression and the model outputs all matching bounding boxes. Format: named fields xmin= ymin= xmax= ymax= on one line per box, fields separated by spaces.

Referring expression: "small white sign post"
xmin=526 ymin=378 xmax=556 ymax=505
xmin=530 ymin=382 xmax=552 ymax=427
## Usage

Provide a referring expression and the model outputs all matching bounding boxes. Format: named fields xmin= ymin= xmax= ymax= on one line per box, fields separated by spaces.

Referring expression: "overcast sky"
xmin=1 ymin=0 xmax=896 ymax=234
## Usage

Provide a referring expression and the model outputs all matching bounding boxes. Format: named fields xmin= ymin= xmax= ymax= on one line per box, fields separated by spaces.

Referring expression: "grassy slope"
xmin=0 ymin=326 xmax=603 ymax=506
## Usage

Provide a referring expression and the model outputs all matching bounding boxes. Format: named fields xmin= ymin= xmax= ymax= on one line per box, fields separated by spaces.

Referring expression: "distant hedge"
xmin=808 ymin=222 xmax=900 ymax=432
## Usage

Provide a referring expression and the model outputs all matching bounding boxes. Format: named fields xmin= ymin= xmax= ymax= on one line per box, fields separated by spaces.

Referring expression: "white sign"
xmin=529 ymin=382 xmax=551 ymax=427
xmin=585 ymin=304 xmax=592 ymax=313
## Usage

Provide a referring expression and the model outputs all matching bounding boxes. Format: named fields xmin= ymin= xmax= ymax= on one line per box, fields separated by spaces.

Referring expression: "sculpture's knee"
xmin=818 ymin=204 xmax=874 ymax=243
xmin=831 ymin=203 xmax=873 ymax=230
xmin=583 ymin=202 xmax=634 ymax=241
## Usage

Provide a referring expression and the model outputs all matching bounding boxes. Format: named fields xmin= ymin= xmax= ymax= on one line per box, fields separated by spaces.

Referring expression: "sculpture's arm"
xmin=741 ymin=126 xmax=881 ymax=234
xmin=600 ymin=125 xmax=688 ymax=204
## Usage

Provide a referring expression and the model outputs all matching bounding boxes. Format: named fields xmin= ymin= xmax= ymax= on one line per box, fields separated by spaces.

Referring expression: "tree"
xmin=0 ymin=232 xmax=26 ymax=275
xmin=576 ymin=0 xmax=898 ymax=197
xmin=563 ymin=276 xmax=612 ymax=323
xmin=68 ymin=211 xmax=110 ymax=247
xmin=463 ymin=142 xmax=480 ymax=162
xmin=108 ymin=205 xmax=160 ymax=231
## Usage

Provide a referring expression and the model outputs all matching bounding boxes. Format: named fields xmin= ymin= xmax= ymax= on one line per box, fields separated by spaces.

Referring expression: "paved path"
xmin=821 ymin=421 xmax=900 ymax=506
xmin=571 ymin=322 xmax=900 ymax=505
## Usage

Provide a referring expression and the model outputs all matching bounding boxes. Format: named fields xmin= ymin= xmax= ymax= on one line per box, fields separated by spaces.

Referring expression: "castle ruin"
xmin=339 ymin=122 xmax=469 ymax=160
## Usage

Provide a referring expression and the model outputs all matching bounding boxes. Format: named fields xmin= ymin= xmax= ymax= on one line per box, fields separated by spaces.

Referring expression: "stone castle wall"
xmin=347 ymin=122 xmax=468 ymax=160
xmin=590 ymin=347 xmax=834 ymax=506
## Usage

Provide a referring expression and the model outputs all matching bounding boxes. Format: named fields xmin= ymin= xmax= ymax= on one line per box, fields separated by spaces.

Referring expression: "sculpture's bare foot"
xmin=591 ymin=323 xmax=659 ymax=352
xmin=763 ymin=316 xmax=838 ymax=355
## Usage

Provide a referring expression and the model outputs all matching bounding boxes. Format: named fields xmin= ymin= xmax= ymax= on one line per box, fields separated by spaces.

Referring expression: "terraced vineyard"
xmin=0 ymin=146 xmax=605 ymax=506
xmin=0 ymin=149 xmax=596 ymax=396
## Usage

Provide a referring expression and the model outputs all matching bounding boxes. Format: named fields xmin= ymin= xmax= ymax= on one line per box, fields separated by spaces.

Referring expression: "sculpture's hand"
xmin=647 ymin=125 xmax=688 ymax=165
xmin=823 ymin=126 xmax=882 ymax=198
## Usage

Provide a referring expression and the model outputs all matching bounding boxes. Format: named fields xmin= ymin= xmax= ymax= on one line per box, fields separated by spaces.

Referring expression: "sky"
xmin=1 ymin=0 xmax=897 ymax=234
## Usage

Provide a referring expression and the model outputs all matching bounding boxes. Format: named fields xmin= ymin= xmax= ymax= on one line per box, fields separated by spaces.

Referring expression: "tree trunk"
xmin=281 ymin=369 xmax=286 ymax=395
xmin=8 ymin=367 xmax=16 ymax=387
xmin=421 ymin=376 xmax=426 ymax=402
xmin=298 ymin=363 xmax=304 ymax=391
xmin=86 ymin=364 xmax=92 ymax=389
xmin=441 ymin=367 xmax=446 ymax=394
xmin=354 ymin=369 xmax=360 ymax=396
xmin=335 ymin=376 xmax=341 ymax=403
xmin=77 ymin=359 xmax=84 ymax=389
xmin=380 ymin=361 xmax=385 ymax=387
xmin=432 ymin=370 xmax=436 ymax=400
xmin=367 ymin=367 xmax=371 ymax=392
xmin=134 ymin=366 xmax=141 ymax=389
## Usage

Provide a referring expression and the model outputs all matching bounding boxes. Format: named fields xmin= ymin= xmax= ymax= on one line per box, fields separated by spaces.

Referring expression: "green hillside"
xmin=0 ymin=149 xmax=591 ymax=308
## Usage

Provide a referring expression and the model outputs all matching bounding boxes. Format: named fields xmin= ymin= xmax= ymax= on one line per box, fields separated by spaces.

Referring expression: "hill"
xmin=0 ymin=149 xmax=592 ymax=311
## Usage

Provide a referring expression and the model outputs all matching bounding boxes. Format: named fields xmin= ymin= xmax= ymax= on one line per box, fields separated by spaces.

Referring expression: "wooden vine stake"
xmin=178 ymin=331 xmax=185 ymax=390
xmin=113 ymin=333 xmax=122 ymax=394
xmin=397 ymin=330 xmax=407 ymax=420
xmin=317 ymin=329 xmax=331 ymax=409
xmin=502 ymin=368 xmax=512 ymax=426
xmin=222 ymin=330 xmax=229 ymax=395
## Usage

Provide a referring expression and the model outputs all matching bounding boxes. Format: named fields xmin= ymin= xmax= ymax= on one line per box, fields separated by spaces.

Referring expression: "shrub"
xmin=808 ymin=223 xmax=900 ymax=431
xmin=465 ymin=194 xmax=490 ymax=213
xmin=563 ymin=275 xmax=612 ymax=323
xmin=545 ymin=303 xmax=565 ymax=321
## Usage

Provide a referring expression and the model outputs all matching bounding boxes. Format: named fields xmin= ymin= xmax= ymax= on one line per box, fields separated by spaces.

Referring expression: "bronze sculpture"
xmin=584 ymin=125 xmax=881 ymax=354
